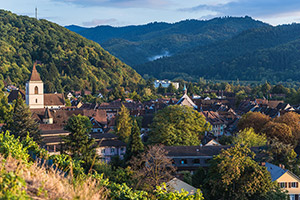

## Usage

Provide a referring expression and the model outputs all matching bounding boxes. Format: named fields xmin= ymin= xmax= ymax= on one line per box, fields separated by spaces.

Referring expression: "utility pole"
xmin=35 ymin=7 xmax=37 ymax=19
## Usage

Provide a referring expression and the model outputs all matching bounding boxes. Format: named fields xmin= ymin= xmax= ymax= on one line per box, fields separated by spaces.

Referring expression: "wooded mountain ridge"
xmin=66 ymin=16 xmax=268 ymax=66
xmin=68 ymin=17 xmax=300 ymax=82
xmin=0 ymin=10 xmax=143 ymax=93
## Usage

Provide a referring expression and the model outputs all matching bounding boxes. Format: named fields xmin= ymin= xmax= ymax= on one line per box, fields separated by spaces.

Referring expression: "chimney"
xmin=279 ymin=164 xmax=285 ymax=169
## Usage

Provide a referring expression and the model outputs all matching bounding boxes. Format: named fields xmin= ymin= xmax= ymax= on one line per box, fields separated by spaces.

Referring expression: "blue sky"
xmin=2 ymin=0 xmax=300 ymax=27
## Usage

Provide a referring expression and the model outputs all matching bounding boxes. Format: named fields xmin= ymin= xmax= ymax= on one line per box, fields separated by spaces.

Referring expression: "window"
xmin=204 ymin=158 xmax=211 ymax=164
xmin=279 ymin=182 xmax=287 ymax=188
xmin=111 ymin=148 xmax=115 ymax=154
xmin=35 ymin=99 xmax=38 ymax=103
xmin=101 ymin=149 xmax=105 ymax=154
xmin=34 ymin=86 xmax=38 ymax=94
xmin=180 ymin=159 xmax=187 ymax=165
xmin=290 ymin=182 xmax=298 ymax=188
xmin=290 ymin=194 xmax=295 ymax=200
xmin=193 ymin=159 xmax=200 ymax=164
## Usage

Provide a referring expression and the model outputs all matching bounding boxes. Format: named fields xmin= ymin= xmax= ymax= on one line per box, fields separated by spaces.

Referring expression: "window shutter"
xmin=285 ymin=182 xmax=287 ymax=188
xmin=297 ymin=182 xmax=299 ymax=188
xmin=278 ymin=183 xmax=280 ymax=187
xmin=289 ymin=182 xmax=291 ymax=188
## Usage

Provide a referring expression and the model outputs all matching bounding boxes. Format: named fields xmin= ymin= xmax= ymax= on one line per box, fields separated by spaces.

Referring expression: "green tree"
xmin=63 ymin=114 xmax=95 ymax=165
xmin=149 ymin=105 xmax=211 ymax=146
xmin=261 ymin=82 xmax=271 ymax=96
xmin=157 ymin=83 xmax=166 ymax=95
xmin=0 ymin=92 xmax=12 ymax=123
xmin=203 ymin=144 xmax=281 ymax=200
xmin=262 ymin=138 xmax=300 ymax=176
xmin=4 ymin=94 xmax=40 ymax=143
xmin=116 ymin=105 xmax=132 ymax=143
xmin=166 ymin=83 xmax=176 ymax=93
xmin=125 ymin=119 xmax=144 ymax=161
xmin=233 ymin=128 xmax=267 ymax=147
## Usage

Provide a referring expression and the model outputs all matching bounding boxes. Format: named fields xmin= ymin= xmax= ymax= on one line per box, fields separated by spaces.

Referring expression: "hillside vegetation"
xmin=67 ymin=16 xmax=268 ymax=66
xmin=0 ymin=10 xmax=143 ymax=93
xmin=136 ymin=23 xmax=300 ymax=82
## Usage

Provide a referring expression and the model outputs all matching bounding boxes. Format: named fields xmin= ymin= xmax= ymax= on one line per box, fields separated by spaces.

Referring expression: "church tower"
xmin=26 ymin=62 xmax=44 ymax=109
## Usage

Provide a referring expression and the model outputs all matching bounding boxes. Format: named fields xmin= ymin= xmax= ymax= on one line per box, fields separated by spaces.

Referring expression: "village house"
xmin=264 ymin=162 xmax=300 ymax=200
xmin=200 ymin=111 xmax=227 ymax=137
xmin=164 ymin=145 xmax=229 ymax=172
xmin=95 ymin=133 xmax=127 ymax=163
xmin=154 ymin=80 xmax=179 ymax=90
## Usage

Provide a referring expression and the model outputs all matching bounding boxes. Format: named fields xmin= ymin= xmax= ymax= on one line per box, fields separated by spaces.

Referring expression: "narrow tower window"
xmin=34 ymin=86 xmax=38 ymax=94
xmin=36 ymin=99 xmax=38 ymax=103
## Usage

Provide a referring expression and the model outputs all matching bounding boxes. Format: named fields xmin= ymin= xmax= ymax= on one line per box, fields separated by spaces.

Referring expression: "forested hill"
xmin=66 ymin=16 xmax=269 ymax=66
xmin=0 ymin=10 xmax=143 ymax=93
xmin=136 ymin=24 xmax=300 ymax=82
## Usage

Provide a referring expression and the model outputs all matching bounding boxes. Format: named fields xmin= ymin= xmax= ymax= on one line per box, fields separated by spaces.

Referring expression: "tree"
xmin=261 ymin=121 xmax=293 ymax=145
xmin=238 ymin=111 xmax=270 ymax=134
xmin=262 ymin=138 xmax=300 ymax=176
xmin=233 ymin=128 xmax=267 ymax=147
xmin=274 ymin=112 xmax=300 ymax=144
xmin=261 ymin=82 xmax=271 ymax=96
xmin=125 ymin=119 xmax=144 ymax=161
xmin=116 ymin=105 xmax=132 ymax=143
xmin=149 ymin=105 xmax=211 ymax=146
xmin=203 ymin=144 xmax=280 ymax=200
xmin=0 ymin=92 xmax=12 ymax=123
xmin=166 ymin=83 xmax=176 ymax=93
xmin=4 ymin=94 xmax=40 ymax=143
xmin=130 ymin=145 xmax=176 ymax=191
xmin=157 ymin=83 xmax=166 ymax=94
xmin=63 ymin=114 xmax=95 ymax=165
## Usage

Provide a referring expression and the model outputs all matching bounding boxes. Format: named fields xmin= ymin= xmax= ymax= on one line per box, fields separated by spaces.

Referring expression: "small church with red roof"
xmin=25 ymin=62 xmax=65 ymax=109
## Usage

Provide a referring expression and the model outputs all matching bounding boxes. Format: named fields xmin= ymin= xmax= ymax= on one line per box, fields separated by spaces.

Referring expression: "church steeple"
xmin=26 ymin=62 xmax=44 ymax=109
xmin=183 ymin=84 xmax=187 ymax=95
xmin=30 ymin=62 xmax=41 ymax=81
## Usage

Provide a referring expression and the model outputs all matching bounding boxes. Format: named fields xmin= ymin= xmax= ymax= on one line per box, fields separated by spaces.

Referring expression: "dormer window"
xmin=34 ymin=86 xmax=38 ymax=94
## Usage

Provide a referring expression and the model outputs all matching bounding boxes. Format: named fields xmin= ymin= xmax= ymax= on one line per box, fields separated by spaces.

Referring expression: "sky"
xmin=2 ymin=0 xmax=300 ymax=27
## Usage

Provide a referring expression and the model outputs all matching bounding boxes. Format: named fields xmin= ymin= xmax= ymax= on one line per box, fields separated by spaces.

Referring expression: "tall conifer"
xmin=116 ymin=104 xmax=132 ymax=143
xmin=4 ymin=94 xmax=41 ymax=143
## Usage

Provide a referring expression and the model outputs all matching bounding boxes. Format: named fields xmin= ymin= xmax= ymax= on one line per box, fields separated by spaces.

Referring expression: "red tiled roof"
xmin=44 ymin=93 xmax=65 ymax=106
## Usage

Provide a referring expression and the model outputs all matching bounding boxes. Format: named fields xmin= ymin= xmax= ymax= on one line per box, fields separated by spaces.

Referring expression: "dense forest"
xmin=136 ymin=23 xmax=300 ymax=82
xmin=67 ymin=16 xmax=268 ymax=66
xmin=0 ymin=10 xmax=143 ymax=93
xmin=68 ymin=17 xmax=300 ymax=83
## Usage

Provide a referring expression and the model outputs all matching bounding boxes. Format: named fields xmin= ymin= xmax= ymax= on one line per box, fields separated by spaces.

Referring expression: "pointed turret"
xmin=183 ymin=84 xmax=187 ymax=95
xmin=29 ymin=62 xmax=41 ymax=81
xmin=43 ymin=107 xmax=53 ymax=124
xmin=177 ymin=84 xmax=197 ymax=109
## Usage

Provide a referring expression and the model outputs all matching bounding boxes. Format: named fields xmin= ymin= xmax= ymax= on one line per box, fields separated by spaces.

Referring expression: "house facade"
xmin=265 ymin=162 xmax=300 ymax=200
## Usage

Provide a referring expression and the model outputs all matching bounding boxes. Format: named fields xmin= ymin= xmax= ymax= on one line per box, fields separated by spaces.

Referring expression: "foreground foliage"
xmin=0 ymin=131 xmax=203 ymax=199
xmin=202 ymin=144 xmax=288 ymax=200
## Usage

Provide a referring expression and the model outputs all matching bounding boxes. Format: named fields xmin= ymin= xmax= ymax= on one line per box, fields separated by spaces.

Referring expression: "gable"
xmin=277 ymin=171 xmax=300 ymax=183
